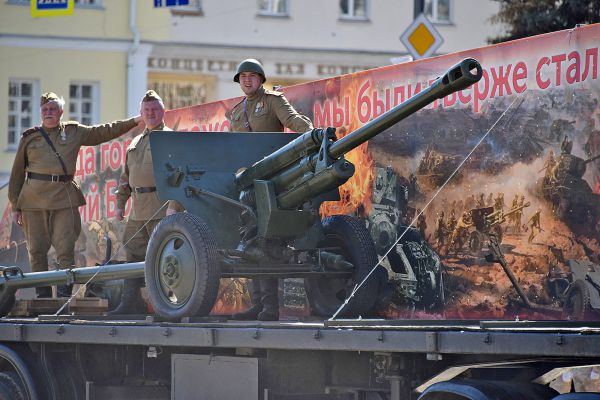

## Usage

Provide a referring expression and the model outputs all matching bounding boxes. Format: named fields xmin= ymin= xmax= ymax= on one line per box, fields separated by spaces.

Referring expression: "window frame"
xmin=68 ymin=81 xmax=100 ymax=126
xmin=424 ymin=0 xmax=453 ymax=24
xmin=170 ymin=0 xmax=204 ymax=16
xmin=339 ymin=0 xmax=370 ymax=21
xmin=7 ymin=79 xmax=39 ymax=151
xmin=257 ymin=0 xmax=289 ymax=17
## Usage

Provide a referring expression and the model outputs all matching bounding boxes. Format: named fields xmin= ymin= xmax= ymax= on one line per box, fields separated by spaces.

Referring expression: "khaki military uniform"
xmin=8 ymin=118 xmax=138 ymax=272
xmin=226 ymin=86 xmax=313 ymax=133
xmin=116 ymin=123 xmax=178 ymax=262
xmin=227 ymin=86 xmax=313 ymax=319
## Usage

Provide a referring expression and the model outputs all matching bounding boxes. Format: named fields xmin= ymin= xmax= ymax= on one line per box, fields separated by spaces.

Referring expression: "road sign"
xmin=31 ymin=0 xmax=74 ymax=18
xmin=400 ymin=13 xmax=444 ymax=60
xmin=154 ymin=0 xmax=190 ymax=6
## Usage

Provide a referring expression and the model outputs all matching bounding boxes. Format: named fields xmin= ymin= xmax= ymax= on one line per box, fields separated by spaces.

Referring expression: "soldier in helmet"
xmin=226 ymin=58 xmax=313 ymax=133
xmin=227 ymin=59 xmax=313 ymax=321
xmin=8 ymin=92 xmax=142 ymax=298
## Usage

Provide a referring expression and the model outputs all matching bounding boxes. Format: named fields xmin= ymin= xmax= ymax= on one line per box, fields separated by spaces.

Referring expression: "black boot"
xmin=35 ymin=286 xmax=52 ymax=298
xmin=108 ymin=278 xmax=146 ymax=315
xmin=257 ymin=278 xmax=279 ymax=321
xmin=56 ymin=284 xmax=73 ymax=298
xmin=231 ymin=279 xmax=263 ymax=320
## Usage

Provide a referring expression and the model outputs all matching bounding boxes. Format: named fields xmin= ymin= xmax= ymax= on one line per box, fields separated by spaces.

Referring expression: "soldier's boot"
xmin=56 ymin=284 xmax=73 ymax=298
xmin=108 ymin=278 xmax=146 ymax=315
xmin=257 ymin=278 xmax=279 ymax=321
xmin=231 ymin=279 xmax=263 ymax=320
xmin=35 ymin=286 xmax=52 ymax=299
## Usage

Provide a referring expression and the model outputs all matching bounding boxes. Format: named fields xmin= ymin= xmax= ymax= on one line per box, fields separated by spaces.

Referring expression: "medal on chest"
xmin=59 ymin=129 xmax=67 ymax=143
xmin=254 ymin=101 xmax=264 ymax=114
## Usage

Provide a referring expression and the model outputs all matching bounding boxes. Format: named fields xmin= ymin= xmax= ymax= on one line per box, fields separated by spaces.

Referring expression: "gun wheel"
xmin=145 ymin=213 xmax=221 ymax=320
xmin=305 ymin=215 xmax=379 ymax=318
xmin=0 ymin=286 xmax=16 ymax=318
xmin=562 ymin=279 xmax=590 ymax=321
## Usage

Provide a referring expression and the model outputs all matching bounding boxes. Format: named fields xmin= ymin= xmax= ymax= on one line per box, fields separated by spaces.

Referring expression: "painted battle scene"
xmin=0 ymin=27 xmax=598 ymax=322
xmin=361 ymin=85 xmax=600 ymax=321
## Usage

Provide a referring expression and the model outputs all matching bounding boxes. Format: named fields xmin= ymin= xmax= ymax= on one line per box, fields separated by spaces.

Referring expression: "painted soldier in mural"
xmin=8 ymin=92 xmax=142 ymax=298
xmin=527 ymin=208 xmax=542 ymax=244
xmin=435 ymin=211 xmax=446 ymax=248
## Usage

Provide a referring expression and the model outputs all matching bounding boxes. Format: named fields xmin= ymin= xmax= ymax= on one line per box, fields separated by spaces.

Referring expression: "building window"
xmin=424 ymin=0 xmax=451 ymax=23
xmin=340 ymin=0 xmax=368 ymax=20
xmin=69 ymin=83 xmax=98 ymax=126
xmin=8 ymin=79 xmax=39 ymax=149
xmin=74 ymin=0 xmax=103 ymax=5
xmin=258 ymin=0 xmax=288 ymax=16
xmin=170 ymin=0 xmax=203 ymax=16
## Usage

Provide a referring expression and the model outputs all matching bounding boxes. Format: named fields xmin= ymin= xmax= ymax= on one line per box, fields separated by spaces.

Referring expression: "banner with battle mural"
xmin=1 ymin=24 xmax=599 ymax=320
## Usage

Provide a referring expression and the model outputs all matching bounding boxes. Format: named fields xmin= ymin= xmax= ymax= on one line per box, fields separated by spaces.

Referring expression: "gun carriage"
xmin=467 ymin=201 xmax=530 ymax=254
xmin=0 ymin=59 xmax=482 ymax=319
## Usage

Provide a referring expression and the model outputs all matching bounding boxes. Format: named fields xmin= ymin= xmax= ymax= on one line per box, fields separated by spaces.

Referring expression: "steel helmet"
xmin=233 ymin=59 xmax=266 ymax=83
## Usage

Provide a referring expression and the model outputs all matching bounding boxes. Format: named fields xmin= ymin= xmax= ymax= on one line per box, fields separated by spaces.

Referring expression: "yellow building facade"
xmin=0 ymin=0 xmax=173 ymax=208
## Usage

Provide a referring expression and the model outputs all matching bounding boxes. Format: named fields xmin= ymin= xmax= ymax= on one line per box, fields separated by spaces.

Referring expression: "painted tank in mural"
xmin=540 ymin=150 xmax=600 ymax=226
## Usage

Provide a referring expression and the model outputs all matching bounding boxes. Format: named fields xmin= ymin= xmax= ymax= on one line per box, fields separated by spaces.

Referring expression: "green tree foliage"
xmin=488 ymin=0 xmax=600 ymax=44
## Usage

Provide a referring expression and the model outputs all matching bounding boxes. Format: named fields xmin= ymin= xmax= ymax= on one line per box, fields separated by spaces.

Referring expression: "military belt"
xmin=26 ymin=172 xmax=73 ymax=183
xmin=134 ymin=186 xmax=157 ymax=194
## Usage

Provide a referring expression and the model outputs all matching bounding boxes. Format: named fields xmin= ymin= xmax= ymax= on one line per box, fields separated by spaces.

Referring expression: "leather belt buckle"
xmin=51 ymin=174 xmax=60 ymax=182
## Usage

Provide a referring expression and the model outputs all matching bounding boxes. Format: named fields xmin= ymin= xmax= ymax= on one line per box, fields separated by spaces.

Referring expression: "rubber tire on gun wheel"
xmin=562 ymin=279 xmax=590 ymax=321
xmin=145 ymin=213 xmax=221 ymax=319
xmin=305 ymin=215 xmax=379 ymax=318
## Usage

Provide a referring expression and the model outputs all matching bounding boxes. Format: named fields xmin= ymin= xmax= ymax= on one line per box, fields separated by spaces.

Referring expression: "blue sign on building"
xmin=154 ymin=0 xmax=190 ymax=6
xmin=31 ymin=0 xmax=74 ymax=17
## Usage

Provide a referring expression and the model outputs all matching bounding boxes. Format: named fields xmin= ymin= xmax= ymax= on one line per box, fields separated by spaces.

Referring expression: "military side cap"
xmin=41 ymin=92 xmax=61 ymax=105
xmin=142 ymin=90 xmax=163 ymax=103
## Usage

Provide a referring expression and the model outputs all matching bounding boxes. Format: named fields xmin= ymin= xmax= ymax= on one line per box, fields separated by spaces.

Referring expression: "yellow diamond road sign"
xmin=400 ymin=13 xmax=443 ymax=60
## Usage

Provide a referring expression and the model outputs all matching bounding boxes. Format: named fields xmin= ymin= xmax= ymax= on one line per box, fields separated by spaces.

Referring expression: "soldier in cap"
xmin=110 ymin=90 xmax=181 ymax=315
xmin=8 ymin=92 xmax=142 ymax=298
xmin=227 ymin=59 xmax=313 ymax=321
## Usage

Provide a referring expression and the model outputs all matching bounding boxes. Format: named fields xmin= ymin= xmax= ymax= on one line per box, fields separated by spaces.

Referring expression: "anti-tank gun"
xmin=467 ymin=201 xmax=530 ymax=254
xmin=0 ymin=59 xmax=482 ymax=320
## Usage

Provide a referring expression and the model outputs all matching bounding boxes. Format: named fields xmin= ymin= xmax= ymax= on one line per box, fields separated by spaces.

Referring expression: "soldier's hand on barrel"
xmin=12 ymin=211 xmax=22 ymax=226
xmin=116 ymin=208 xmax=125 ymax=221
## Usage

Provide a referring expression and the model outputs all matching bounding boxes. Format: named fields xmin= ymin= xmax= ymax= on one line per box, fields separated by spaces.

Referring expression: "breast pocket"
xmin=143 ymin=146 xmax=153 ymax=165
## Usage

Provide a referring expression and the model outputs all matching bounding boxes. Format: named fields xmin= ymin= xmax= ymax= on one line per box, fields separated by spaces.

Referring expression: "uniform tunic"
xmin=8 ymin=118 xmax=138 ymax=272
xmin=116 ymin=123 xmax=175 ymax=262
xmin=226 ymin=86 xmax=313 ymax=314
xmin=226 ymin=86 xmax=313 ymax=133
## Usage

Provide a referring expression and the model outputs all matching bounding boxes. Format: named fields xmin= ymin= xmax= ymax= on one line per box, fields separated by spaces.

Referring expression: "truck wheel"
xmin=562 ymin=279 xmax=590 ymax=320
xmin=0 ymin=372 xmax=24 ymax=400
xmin=0 ymin=286 xmax=16 ymax=318
xmin=146 ymin=213 xmax=221 ymax=319
xmin=305 ymin=215 xmax=379 ymax=318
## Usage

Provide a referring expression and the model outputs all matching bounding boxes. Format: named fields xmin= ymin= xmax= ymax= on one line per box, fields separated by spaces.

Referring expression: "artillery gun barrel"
xmin=584 ymin=153 xmax=600 ymax=164
xmin=236 ymin=58 xmax=482 ymax=191
xmin=0 ymin=262 xmax=145 ymax=291
xmin=329 ymin=58 xmax=482 ymax=159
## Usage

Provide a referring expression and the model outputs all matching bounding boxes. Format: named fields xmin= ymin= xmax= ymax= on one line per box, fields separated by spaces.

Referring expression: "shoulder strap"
xmin=37 ymin=127 xmax=68 ymax=175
